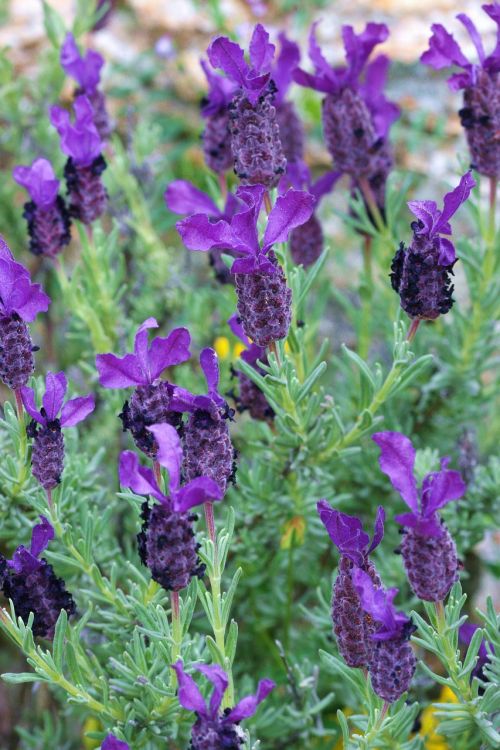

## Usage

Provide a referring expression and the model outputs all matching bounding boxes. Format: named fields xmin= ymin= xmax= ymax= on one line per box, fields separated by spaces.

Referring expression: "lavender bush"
xmin=0 ymin=2 xmax=498 ymax=749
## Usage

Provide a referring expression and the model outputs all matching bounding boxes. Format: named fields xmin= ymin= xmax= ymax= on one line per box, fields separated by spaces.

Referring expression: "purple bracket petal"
xmin=148 ymin=327 xmax=191 ymax=382
xmin=228 ymin=313 xmax=251 ymax=347
xmin=13 ymin=158 xmax=60 ymax=209
xmin=102 ymin=736 xmax=130 ymax=750
xmin=60 ymin=394 xmax=95 ymax=428
xmin=20 ymin=386 xmax=44 ymax=425
xmin=165 ymin=180 xmax=220 ymax=217
xmin=42 ymin=371 xmax=67 ymax=421
xmin=177 ymin=214 xmax=236 ymax=252
xmin=249 ymin=24 xmax=275 ymax=74
xmin=200 ymin=348 xmax=220 ymax=395
xmin=147 ymin=424 xmax=182 ymax=493
xmin=208 ymin=36 xmax=249 ymax=87
xmin=272 ymin=32 xmax=300 ymax=104
xmin=196 ymin=663 xmax=229 ymax=717
xmin=30 ymin=515 xmax=54 ymax=558
xmin=95 ymin=352 xmax=146 ymax=388
xmin=434 ymin=172 xmax=476 ymax=235
xmin=174 ymin=477 xmax=224 ymax=513
xmin=226 ymin=678 xmax=275 ymax=723
xmin=317 ymin=500 xmax=369 ymax=566
xmin=171 ymin=661 xmax=208 ymax=717
xmin=421 ymin=467 xmax=466 ymax=516
xmin=118 ymin=451 xmax=165 ymax=503
xmin=263 ymin=189 xmax=315 ymax=248
xmin=367 ymin=505 xmax=385 ymax=555
xmin=372 ymin=432 xmax=419 ymax=513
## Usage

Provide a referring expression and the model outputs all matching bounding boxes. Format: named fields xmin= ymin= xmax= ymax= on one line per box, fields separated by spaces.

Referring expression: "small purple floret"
xmin=102 ymin=735 xmax=130 ymax=750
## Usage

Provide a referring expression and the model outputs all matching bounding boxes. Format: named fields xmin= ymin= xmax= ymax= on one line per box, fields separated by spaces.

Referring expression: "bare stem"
xmin=264 ymin=191 xmax=273 ymax=215
xmin=153 ymin=460 xmax=161 ymax=487
xmin=14 ymin=389 xmax=24 ymax=420
xmin=489 ymin=177 xmax=497 ymax=241
xmin=358 ymin=177 xmax=386 ymax=235
xmin=219 ymin=172 xmax=228 ymax=200
xmin=268 ymin=340 xmax=280 ymax=365
xmin=46 ymin=488 xmax=53 ymax=509
xmin=406 ymin=318 xmax=421 ymax=343
xmin=204 ymin=501 xmax=216 ymax=545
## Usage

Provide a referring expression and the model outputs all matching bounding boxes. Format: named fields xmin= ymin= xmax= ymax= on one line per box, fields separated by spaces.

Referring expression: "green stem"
xmin=284 ymin=542 xmax=295 ymax=651
xmin=170 ymin=591 xmax=182 ymax=668
xmin=358 ymin=177 xmax=388 ymax=237
xmin=358 ymin=235 xmax=373 ymax=359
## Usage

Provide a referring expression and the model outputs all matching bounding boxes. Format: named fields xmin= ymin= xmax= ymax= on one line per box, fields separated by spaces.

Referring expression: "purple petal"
xmin=420 ymin=24 xmax=470 ymax=71
xmin=200 ymin=59 xmax=238 ymax=116
xmin=0 ymin=257 xmax=50 ymax=322
xmin=133 ymin=318 xmax=158 ymax=378
xmin=317 ymin=500 xmax=370 ymax=566
xmin=208 ymin=36 xmax=249 ymax=88
xmin=230 ymin=254 xmax=276 ymax=275
xmin=407 ymin=200 xmax=439 ymax=235
xmin=308 ymin=22 xmax=335 ymax=81
xmin=171 ymin=661 xmax=208 ymax=716
xmin=20 ymin=386 xmax=44 ymax=425
xmin=272 ymin=33 xmax=300 ymax=104
xmin=249 ymin=24 xmax=275 ymax=74
xmin=147 ymin=327 xmax=191 ymax=382
xmin=118 ymin=451 xmax=165 ymax=503
xmin=293 ymin=67 xmax=334 ymax=93
xmin=147 ymin=423 xmax=182 ymax=493
xmin=434 ymin=172 xmax=476 ymax=235
xmin=263 ymin=189 xmax=315 ymax=248
xmin=421 ymin=466 xmax=466 ymax=516
xmin=60 ymin=33 xmax=103 ymax=92
xmin=367 ymin=505 xmax=385 ymax=554
xmin=352 ymin=568 xmax=406 ymax=639
xmin=230 ymin=184 xmax=266 ymax=253
xmin=360 ymin=55 xmax=400 ymax=139
xmin=437 ymin=237 xmax=456 ymax=265
xmin=0 ymin=235 xmax=14 ymax=262
xmin=195 ymin=663 xmax=228 ymax=717
xmin=177 ymin=215 xmax=236 ymax=252
xmin=30 ymin=515 xmax=54 ymax=558
xmin=457 ymin=14 xmax=485 ymax=64
xmin=226 ymin=678 xmax=275 ymax=723
xmin=174 ymin=477 xmax=224 ymax=512
xmin=168 ymin=385 xmax=198 ymax=414
xmin=228 ymin=313 xmax=251 ymax=347
xmin=95 ymin=352 xmax=146 ymax=388
xmin=102 ymin=736 xmax=130 ymax=750
xmin=165 ymin=180 xmax=220 ymax=217
xmin=9 ymin=546 xmax=40 ymax=575
xmin=13 ymin=158 xmax=59 ymax=209
xmin=60 ymin=394 xmax=95 ymax=427
xmin=372 ymin=432 xmax=419 ymax=513
xmin=310 ymin=170 xmax=342 ymax=203
xmin=342 ymin=22 xmax=389 ymax=84
xmin=42 ymin=371 xmax=67 ymax=421
xmin=50 ymin=95 xmax=102 ymax=167
xmin=200 ymin=347 xmax=220 ymax=395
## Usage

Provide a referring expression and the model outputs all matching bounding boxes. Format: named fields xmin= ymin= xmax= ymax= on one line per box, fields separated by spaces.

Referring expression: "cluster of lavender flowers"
xmin=13 ymin=33 xmax=110 ymax=258
xmin=318 ymin=430 xmax=466 ymax=704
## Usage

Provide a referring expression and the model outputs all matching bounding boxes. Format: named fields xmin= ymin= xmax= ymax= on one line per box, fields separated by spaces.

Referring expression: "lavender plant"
xmin=0 ymin=3 xmax=498 ymax=749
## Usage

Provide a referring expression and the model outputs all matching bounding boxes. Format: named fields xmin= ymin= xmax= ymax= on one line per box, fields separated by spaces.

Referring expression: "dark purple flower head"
xmin=352 ymin=568 xmax=409 ymax=641
xmin=21 ymin=371 xmax=95 ymax=428
xmin=271 ymin=33 xmax=300 ymax=105
xmin=96 ymin=318 xmax=191 ymax=389
xmin=102 ymin=736 xmax=129 ymax=750
xmin=294 ymin=22 xmax=398 ymax=137
xmin=372 ymin=431 xmax=466 ymax=537
xmin=165 ymin=180 xmax=239 ymax=222
xmin=228 ymin=312 xmax=265 ymax=366
xmin=0 ymin=237 xmax=50 ymax=322
xmin=406 ymin=171 xmax=476 ymax=265
xmin=60 ymin=33 xmax=104 ymax=94
xmin=177 ymin=184 xmax=314 ymax=276
xmin=421 ymin=5 xmax=500 ymax=90
xmin=173 ymin=660 xmax=274 ymax=736
xmin=317 ymin=501 xmax=385 ymax=567
xmin=13 ymin=158 xmax=60 ymax=210
xmin=119 ymin=422 xmax=223 ymax=512
xmin=207 ymin=24 xmax=275 ymax=104
xmin=200 ymin=59 xmax=238 ymax=117
xmin=50 ymin=96 xmax=102 ymax=167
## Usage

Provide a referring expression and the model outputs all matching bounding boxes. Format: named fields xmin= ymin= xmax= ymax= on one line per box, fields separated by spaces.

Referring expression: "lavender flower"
xmin=200 ymin=60 xmax=238 ymax=174
xmin=208 ymin=24 xmax=287 ymax=187
xmin=421 ymin=5 xmax=500 ymax=178
xmin=119 ymin=423 xmax=223 ymax=591
xmin=317 ymin=501 xmax=385 ymax=668
xmin=172 ymin=660 xmax=275 ymax=749
xmin=60 ymin=32 xmax=111 ymax=140
xmin=102 ymin=737 xmax=129 ymax=750
xmin=0 ymin=516 xmax=75 ymax=639
xmin=390 ymin=172 xmax=476 ymax=320
xmin=228 ymin=313 xmax=273 ymax=421
xmin=13 ymin=158 xmax=71 ymax=258
xmin=373 ymin=431 xmax=466 ymax=602
xmin=50 ymin=96 xmax=107 ymax=225
xmin=21 ymin=372 xmax=94 ymax=492
xmin=272 ymin=34 xmax=304 ymax=164
xmin=96 ymin=319 xmax=191 ymax=458
xmin=177 ymin=184 xmax=314 ymax=347
xmin=294 ymin=23 xmax=400 ymax=215
xmin=0 ymin=238 xmax=50 ymax=391
xmin=165 ymin=179 xmax=240 ymax=284
xmin=353 ymin=568 xmax=416 ymax=703
xmin=280 ymin=162 xmax=340 ymax=266
xmin=171 ymin=348 xmax=235 ymax=494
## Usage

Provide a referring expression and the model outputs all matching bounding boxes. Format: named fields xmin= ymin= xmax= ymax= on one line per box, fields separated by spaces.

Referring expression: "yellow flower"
xmin=280 ymin=516 xmax=306 ymax=549
xmin=419 ymin=686 xmax=458 ymax=749
xmin=234 ymin=342 xmax=246 ymax=358
xmin=83 ymin=717 xmax=102 ymax=749
xmin=214 ymin=336 xmax=230 ymax=359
